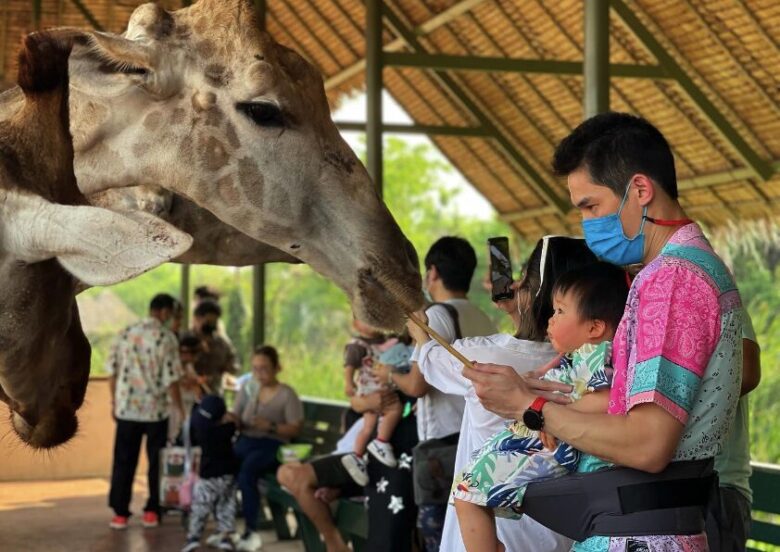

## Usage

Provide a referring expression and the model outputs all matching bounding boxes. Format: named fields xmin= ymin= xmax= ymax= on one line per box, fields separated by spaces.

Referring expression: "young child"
xmin=340 ymin=319 xmax=410 ymax=485
xmin=182 ymin=395 xmax=238 ymax=552
xmin=453 ymin=262 xmax=630 ymax=552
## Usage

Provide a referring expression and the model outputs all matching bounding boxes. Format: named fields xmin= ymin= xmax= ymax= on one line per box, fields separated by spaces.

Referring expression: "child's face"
xmin=547 ymin=290 xmax=597 ymax=354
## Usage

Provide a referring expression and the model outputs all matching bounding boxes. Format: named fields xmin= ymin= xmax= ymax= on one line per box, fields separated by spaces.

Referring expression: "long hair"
xmin=515 ymin=236 xmax=599 ymax=341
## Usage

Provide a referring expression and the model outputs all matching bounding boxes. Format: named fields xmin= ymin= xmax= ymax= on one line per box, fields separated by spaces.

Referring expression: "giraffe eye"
xmin=236 ymin=102 xmax=285 ymax=128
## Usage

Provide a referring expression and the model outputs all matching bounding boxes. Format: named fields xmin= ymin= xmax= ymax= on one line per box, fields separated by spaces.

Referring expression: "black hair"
xmin=194 ymin=299 xmax=222 ymax=318
xmin=253 ymin=345 xmax=280 ymax=368
xmin=552 ymin=112 xmax=678 ymax=199
xmin=516 ymin=237 xmax=599 ymax=341
xmin=149 ymin=293 xmax=176 ymax=312
xmin=552 ymin=262 xmax=629 ymax=330
xmin=194 ymin=285 xmax=220 ymax=301
xmin=179 ymin=332 xmax=201 ymax=351
xmin=424 ymin=236 xmax=477 ymax=293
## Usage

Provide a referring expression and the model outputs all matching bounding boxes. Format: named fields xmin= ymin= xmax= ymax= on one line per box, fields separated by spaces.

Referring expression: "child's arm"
xmin=344 ymin=364 xmax=357 ymax=397
xmin=568 ymin=389 xmax=609 ymax=414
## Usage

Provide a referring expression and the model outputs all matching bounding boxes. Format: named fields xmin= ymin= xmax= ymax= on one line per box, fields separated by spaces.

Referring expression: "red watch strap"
xmin=530 ymin=397 xmax=548 ymax=412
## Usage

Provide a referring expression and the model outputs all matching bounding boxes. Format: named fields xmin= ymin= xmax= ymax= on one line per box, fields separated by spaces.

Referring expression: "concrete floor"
xmin=0 ymin=477 xmax=305 ymax=552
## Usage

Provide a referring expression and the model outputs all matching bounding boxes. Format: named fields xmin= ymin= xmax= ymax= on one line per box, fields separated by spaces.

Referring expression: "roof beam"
xmin=678 ymin=160 xmax=780 ymax=191
xmin=500 ymin=205 xmax=560 ymax=222
xmin=383 ymin=52 xmax=668 ymax=79
xmin=325 ymin=0 xmax=487 ymax=90
xmin=380 ymin=4 xmax=569 ymax=214
xmin=336 ymin=121 xmax=490 ymax=137
xmin=70 ymin=0 xmax=104 ymax=31
xmin=612 ymin=0 xmax=773 ymax=182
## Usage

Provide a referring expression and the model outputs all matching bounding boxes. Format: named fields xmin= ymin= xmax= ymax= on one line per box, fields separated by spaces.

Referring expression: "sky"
xmin=332 ymin=90 xmax=497 ymax=220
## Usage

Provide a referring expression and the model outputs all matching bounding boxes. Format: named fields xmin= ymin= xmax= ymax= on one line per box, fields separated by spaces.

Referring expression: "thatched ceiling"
xmin=2 ymin=0 xmax=778 ymax=238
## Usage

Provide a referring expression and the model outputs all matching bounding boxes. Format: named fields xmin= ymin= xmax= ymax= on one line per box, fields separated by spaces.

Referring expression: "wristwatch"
xmin=523 ymin=397 xmax=548 ymax=431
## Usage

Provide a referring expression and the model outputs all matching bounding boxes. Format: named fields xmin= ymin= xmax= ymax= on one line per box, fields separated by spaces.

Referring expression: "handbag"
xmin=412 ymin=432 xmax=460 ymax=505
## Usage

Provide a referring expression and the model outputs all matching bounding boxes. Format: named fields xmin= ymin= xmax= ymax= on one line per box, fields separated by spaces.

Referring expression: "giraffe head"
xmin=68 ymin=0 xmax=423 ymax=329
xmin=0 ymin=30 xmax=191 ymax=449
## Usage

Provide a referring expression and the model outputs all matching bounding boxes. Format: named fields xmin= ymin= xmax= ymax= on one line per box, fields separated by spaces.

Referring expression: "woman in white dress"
xmin=409 ymin=236 xmax=598 ymax=552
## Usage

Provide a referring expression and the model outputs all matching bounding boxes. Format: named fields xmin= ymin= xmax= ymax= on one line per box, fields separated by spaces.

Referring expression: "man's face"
xmin=568 ymin=167 xmax=644 ymax=238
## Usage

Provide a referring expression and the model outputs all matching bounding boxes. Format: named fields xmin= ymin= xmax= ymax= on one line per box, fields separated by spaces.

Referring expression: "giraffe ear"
xmin=1 ymin=191 xmax=193 ymax=286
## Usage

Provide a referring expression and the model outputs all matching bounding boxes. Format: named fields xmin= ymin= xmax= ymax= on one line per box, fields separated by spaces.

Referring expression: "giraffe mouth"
xmin=356 ymin=267 xmax=423 ymax=330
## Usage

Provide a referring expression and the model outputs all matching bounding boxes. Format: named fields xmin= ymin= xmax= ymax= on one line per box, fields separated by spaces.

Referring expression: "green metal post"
xmin=584 ymin=0 xmax=610 ymax=118
xmin=32 ymin=0 xmax=42 ymax=29
xmin=366 ymin=0 xmax=383 ymax=196
xmin=252 ymin=266 xmax=265 ymax=348
xmin=181 ymin=265 xmax=190 ymax=329
xmin=252 ymin=0 xmax=267 ymax=350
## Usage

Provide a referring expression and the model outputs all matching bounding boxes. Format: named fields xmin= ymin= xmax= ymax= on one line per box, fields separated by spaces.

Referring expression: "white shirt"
xmin=417 ymin=334 xmax=573 ymax=552
xmin=411 ymin=299 xmax=496 ymax=441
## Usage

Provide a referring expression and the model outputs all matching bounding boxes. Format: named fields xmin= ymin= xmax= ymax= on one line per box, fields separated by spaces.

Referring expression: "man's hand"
xmin=462 ymin=356 xmax=571 ymax=419
xmin=406 ymin=310 xmax=431 ymax=345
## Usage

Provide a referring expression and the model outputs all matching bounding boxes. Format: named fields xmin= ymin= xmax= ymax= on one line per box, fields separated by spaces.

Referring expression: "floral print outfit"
xmin=574 ymin=223 xmax=744 ymax=552
xmin=453 ymin=341 xmax=613 ymax=515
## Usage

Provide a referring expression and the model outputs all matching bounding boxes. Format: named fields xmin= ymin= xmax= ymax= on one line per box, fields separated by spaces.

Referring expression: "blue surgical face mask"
xmin=581 ymin=181 xmax=648 ymax=265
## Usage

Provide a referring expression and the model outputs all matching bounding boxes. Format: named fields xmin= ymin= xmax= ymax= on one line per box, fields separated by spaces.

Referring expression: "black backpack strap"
xmin=427 ymin=302 xmax=462 ymax=340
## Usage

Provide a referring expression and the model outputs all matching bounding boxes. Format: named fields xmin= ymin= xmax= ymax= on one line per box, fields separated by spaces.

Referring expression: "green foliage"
xmin=711 ymin=221 xmax=780 ymax=464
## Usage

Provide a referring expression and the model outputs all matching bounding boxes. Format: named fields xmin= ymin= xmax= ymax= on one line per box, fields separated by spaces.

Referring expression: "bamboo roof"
xmin=2 ymin=0 xmax=778 ymax=238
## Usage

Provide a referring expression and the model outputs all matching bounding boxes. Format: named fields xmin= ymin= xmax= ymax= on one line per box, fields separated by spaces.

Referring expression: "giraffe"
xmin=66 ymin=0 xmax=423 ymax=329
xmin=0 ymin=30 xmax=192 ymax=448
xmin=89 ymin=184 xmax=300 ymax=265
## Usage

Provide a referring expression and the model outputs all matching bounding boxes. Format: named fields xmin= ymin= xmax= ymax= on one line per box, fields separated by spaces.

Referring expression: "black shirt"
xmin=191 ymin=420 xmax=237 ymax=479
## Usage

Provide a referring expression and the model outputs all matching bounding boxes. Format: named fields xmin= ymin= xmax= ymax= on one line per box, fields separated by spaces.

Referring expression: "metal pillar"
xmin=181 ymin=265 xmax=190 ymax=328
xmin=584 ymin=0 xmax=610 ymax=118
xmin=252 ymin=0 xmax=267 ymax=350
xmin=365 ymin=0 xmax=383 ymax=195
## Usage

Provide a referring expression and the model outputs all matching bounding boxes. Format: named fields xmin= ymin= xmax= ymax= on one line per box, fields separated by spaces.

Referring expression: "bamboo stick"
xmin=407 ymin=311 xmax=475 ymax=369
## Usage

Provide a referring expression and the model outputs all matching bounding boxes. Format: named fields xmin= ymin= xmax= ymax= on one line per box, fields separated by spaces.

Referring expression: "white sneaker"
xmin=236 ymin=531 xmax=262 ymax=551
xmin=367 ymin=439 xmax=397 ymax=468
xmin=340 ymin=453 xmax=369 ymax=486
xmin=205 ymin=533 xmax=236 ymax=548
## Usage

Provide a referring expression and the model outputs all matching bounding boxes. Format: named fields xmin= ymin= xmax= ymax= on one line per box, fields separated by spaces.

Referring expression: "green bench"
xmin=749 ymin=462 xmax=780 ymax=551
xmin=262 ymin=397 xmax=368 ymax=551
xmin=264 ymin=401 xmax=780 ymax=551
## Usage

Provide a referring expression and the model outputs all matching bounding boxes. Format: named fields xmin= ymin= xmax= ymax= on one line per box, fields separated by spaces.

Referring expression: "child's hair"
xmin=552 ymin=262 xmax=630 ymax=331
xmin=179 ymin=332 xmax=201 ymax=352
xmin=253 ymin=345 xmax=280 ymax=368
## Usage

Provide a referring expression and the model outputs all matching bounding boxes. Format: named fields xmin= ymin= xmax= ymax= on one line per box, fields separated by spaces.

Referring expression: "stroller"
xmin=160 ymin=413 xmax=202 ymax=527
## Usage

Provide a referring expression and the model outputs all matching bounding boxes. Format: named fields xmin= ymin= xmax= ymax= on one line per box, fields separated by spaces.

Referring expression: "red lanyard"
xmin=645 ymin=216 xmax=694 ymax=227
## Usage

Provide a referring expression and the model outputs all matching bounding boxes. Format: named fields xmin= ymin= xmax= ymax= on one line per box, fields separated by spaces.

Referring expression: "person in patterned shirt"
xmin=107 ymin=293 xmax=185 ymax=531
xmin=463 ymin=113 xmax=745 ymax=551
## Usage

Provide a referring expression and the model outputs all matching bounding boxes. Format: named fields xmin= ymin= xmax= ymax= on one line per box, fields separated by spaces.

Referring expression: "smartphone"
xmin=488 ymin=237 xmax=514 ymax=302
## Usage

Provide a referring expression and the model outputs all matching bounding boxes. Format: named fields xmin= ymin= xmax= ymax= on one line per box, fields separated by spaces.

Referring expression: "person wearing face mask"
xmin=106 ymin=293 xmax=186 ymax=531
xmin=462 ymin=113 xmax=746 ymax=551
xmin=192 ymin=299 xmax=240 ymax=396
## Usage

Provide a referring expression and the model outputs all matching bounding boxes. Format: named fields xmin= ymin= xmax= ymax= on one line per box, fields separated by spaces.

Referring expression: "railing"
xmin=749 ymin=462 xmax=780 ymax=550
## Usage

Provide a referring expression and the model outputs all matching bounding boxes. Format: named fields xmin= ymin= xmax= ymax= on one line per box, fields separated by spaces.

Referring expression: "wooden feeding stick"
xmin=407 ymin=311 xmax=475 ymax=370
